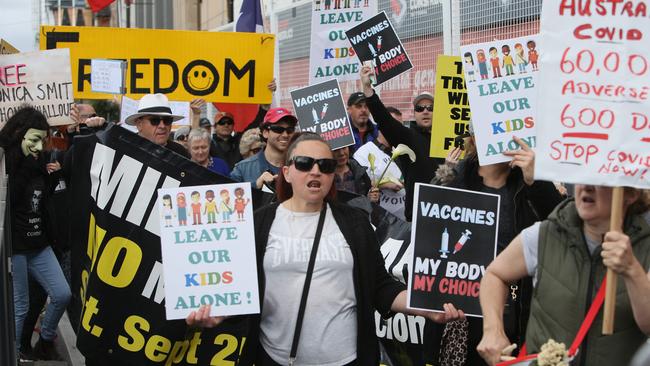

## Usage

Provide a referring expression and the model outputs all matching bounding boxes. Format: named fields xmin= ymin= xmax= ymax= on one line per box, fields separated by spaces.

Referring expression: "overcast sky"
xmin=1 ymin=0 xmax=37 ymax=52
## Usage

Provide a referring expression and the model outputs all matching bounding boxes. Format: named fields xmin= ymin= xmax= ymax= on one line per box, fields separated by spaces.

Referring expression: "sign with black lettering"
xmin=40 ymin=25 xmax=275 ymax=103
xmin=345 ymin=11 xmax=412 ymax=86
xmin=290 ymin=79 xmax=355 ymax=150
xmin=66 ymin=125 xmax=274 ymax=364
xmin=0 ymin=48 xmax=74 ymax=126
xmin=407 ymin=183 xmax=499 ymax=317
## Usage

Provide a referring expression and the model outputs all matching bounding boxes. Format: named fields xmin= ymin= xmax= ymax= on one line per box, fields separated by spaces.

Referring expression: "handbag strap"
xmin=289 ymin=204 xmax=327 ymax=366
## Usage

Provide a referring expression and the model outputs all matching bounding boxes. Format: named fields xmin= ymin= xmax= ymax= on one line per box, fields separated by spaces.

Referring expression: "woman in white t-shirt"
xmin=187 ymin=132 xmax=465 ymax=365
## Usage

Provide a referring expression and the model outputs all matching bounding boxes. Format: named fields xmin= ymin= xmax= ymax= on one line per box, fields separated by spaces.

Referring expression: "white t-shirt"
xmin=260 ymin=204 xmax=357 ymax=366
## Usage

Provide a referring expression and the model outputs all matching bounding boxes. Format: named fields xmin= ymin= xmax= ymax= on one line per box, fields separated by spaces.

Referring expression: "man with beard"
xmin=359 ymin=66 xmax=445 ymax=221
xmin=230 ymin=108 xmax=297 ymax=189
xmin=347 ymin=92 xmax=378 ymax=152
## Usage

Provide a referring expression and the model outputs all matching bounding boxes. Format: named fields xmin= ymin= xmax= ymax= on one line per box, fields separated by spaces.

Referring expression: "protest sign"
xmin=0 ymin=48 xmax=74 ymax=126
xmin=407 ymin=183 xmax=499 ymax=317
xmin=534 ymin=3 xmax=650 ymax=189
xmin=66 ymin=124 xmax=276 ymax=364
xmin=157 ymin=183 xmax=259 ymax=320
xmin=120 ymin=95 xmax=190 ymax=126
xmin=91 ymin=59 xmax=127 ymax=94
xmin=308 ymin=0 xmax=376 ymax=84
xmin=353 ymin=141 xmax=406 ymax=220
xmin=460 ymin=35 xmax=540 ymax=165
xmin=0 ymin=39 xmax=19 ymax=54
xmin=40 ymin=26 xmax=275 ymax=103
xmin=290 ymin=79 xmax=355 ymax=149
xmin=430 ymin=55 xmax=470 ymax=158
xmin=346 ymin=11 xmax=413 ymax=86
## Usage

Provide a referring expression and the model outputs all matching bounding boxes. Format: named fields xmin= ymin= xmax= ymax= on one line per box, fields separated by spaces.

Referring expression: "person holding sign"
xmin=0 ymin=107 xmax=71 ymax=361
xmin=478 ymin=187 xmax=650 ymax=366
xmin=187 ymin=132 xmax=465 ymax=365
xmin=430 ymin=130 xmax=563 ymax=365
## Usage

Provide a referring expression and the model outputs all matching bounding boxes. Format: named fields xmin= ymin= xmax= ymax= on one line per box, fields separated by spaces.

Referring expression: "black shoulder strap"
xmin=289 ymin=204 xmax=327 ymax=365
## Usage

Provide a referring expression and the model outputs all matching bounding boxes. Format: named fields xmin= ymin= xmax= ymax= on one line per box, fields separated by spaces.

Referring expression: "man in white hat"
xmin=125 ymin=93 xmax=190 ymax=158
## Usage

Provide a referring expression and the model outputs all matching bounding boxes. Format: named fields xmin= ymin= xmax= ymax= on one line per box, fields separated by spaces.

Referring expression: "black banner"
xmin=408 ymin=183 xmax=499 ymax=317
xmin=345 ymin=11 xmax=413 ymax=86
xmin=290 ymin=79 xmax=355 ymax=150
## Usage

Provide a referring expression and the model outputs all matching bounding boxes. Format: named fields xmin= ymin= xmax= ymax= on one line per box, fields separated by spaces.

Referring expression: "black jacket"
xmin=338 ymin=158 xmax=372 ymax=196
xmin=366 ymin=92 xmax=443 ymax=221
xmin=239 ymin=201 xmax=405 ymax=365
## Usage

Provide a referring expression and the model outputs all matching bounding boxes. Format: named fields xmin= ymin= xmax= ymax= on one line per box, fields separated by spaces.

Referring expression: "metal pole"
xmin=57 ymin=0 xmax=62 ymax=25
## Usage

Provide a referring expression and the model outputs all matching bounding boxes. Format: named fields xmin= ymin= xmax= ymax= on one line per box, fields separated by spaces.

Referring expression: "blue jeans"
xmin=13 ymin=246 xmax=71 ymax=351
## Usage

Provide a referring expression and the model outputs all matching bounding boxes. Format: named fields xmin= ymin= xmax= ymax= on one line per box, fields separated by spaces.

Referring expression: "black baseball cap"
xmin=347 ymin=92 xmax=367 ymax=106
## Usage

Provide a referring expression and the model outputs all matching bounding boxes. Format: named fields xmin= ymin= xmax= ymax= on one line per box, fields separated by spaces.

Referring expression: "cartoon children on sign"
xmin=527 ymin=40 xmax=539 ymax=71
xmin=191 ymin=191 xmax=202 ymax=225
xmin=220 ymin=189 xmax=234 ymax=223
xmin=234 ymin=187 xmax=250 ymax=222
xmin=463 ymin=52 xmax=476 ymax=82
xmin=177 ymin=192 xmax=187 ymax=226
xmin=514 ymin=43 xmax=527 ymax=74
xmin=477 ymin=49 xmax=489 ymax=80
xmin=161 ymin=194 xmax=174 ymax=227
xmin=502 ymin=44 xmax=515 ymax=76
xmin=489 ymin=47 xmax=502 ymax=78
xmin=204 ymin=190 xmax=218 ymax=224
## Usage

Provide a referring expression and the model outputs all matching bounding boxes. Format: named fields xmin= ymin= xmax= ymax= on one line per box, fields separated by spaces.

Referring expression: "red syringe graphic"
xmin=453 ymin=229 xmax=472 ymax=254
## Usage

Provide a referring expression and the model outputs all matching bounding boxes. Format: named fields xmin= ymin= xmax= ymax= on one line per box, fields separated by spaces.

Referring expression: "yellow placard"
xmin=39 ymin=26 xmax=275 ymax=103
xmin=429 ymin=55 xmax=470 ymax=158
xmin=0 ymin=39 xmax=20 ymax=54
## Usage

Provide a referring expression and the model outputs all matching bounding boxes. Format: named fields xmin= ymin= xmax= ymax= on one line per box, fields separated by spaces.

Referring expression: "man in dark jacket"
xmin=360 ymin=66 xmax=444 ymax=221
xmin=347 ymin=92 xmax=379 ymax=153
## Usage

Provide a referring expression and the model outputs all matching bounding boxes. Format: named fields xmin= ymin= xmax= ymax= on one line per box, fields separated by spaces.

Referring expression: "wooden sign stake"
xmin=602 ymin=186 xmax=624 ymax=335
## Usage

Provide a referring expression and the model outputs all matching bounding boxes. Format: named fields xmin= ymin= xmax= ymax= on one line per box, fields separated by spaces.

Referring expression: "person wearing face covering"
xmin=186 ymin=132 xmax=466 ymax=365
xmin=0 ymin=106 xmax=71 ymax=362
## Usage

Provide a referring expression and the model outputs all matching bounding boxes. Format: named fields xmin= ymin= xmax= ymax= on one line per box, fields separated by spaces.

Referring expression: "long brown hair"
xmin=275 ymin=132 xmax=337 ymax=202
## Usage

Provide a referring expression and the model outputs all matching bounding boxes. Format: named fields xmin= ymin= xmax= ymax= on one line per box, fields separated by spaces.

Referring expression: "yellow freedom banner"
xmin=429 ymin=55 xmax=470 ymax=158
xmin=39 ymin=26 xmax=275 ymax=103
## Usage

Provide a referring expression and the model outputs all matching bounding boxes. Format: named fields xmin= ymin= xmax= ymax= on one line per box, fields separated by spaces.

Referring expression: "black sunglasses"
xmin=146 ymin=116 xmax=174 ymax=126
xmin=216 ymin=119 xmax=234 ymax=126
xmin=414 ymin=105 xmax=433 ymax=113
xmin=289 ymin=156 xmax=337 ymax=174
xmin=267 ymin=125 xmax=296 ymax=134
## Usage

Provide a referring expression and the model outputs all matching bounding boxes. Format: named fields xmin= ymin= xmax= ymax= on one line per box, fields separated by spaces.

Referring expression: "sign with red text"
xmin=460 ymin=35 xmax=540 ymax=165
xmin=157 ymin=183 xmax=259 ymax=320
xmin=0 ymin=48 xmax=74 ymax=126
xmin=407 ymin=183 xmax=499 ymax=317
xmin=309 ymin=0 xmax=376 ymax=84
xmin=346 ymin=11 xmax=413 ymax=86
xmin=430 ymin=55 xmax=470 ymax=159
xmin=290 ymin=79 xmax=355 ymax=149
xmin=534 ymin=3 xmax=650 ymax=188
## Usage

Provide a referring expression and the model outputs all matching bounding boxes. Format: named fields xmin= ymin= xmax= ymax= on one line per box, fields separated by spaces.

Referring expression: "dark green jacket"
xmin=527 ymin=199 xmax=650 ymax=366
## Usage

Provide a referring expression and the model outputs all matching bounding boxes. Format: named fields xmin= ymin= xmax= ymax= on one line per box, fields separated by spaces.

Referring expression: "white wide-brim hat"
xmin=124 ymin=93 xmax=185 ymax=126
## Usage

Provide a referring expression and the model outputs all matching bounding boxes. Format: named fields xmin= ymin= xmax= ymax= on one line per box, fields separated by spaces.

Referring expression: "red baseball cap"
xmin=263 ymin=107 xmax=298 ymax=125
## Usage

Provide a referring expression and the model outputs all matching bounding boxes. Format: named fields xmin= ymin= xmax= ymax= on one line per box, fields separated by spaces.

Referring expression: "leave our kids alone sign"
xmin=157 ymin=183 xmax=259 ymax=320
xmin=407 ymin=184 xmax=499 ymax=317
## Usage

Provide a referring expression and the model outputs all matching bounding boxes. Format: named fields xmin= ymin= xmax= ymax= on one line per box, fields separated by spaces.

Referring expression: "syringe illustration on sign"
xmin=312 ymin=103 xmax=330 ymax=124
xmin=454 ymin=229 xmax=472 ymax=254
xmin=438 ymin=228 xmax=472 ymax=258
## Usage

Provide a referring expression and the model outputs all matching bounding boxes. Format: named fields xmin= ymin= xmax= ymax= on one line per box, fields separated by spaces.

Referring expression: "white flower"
xmin=391 ymin=144 xmax=416 ymax=162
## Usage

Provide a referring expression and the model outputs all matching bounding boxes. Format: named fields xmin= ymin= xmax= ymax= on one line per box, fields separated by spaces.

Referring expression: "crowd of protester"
xmin=5 ymin=65 xmax=649 ymax=366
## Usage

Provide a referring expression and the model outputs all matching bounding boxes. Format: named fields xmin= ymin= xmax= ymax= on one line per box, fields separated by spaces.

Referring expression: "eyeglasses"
xmin=267 ymin=125 xmax=296 ymax=135
xmin=216 ymin=119 xmax=234 ymax=126
xmin=414 ymin=105 xmax=433 ymax=113
xmin=289 ymin=156 xmax=337 ymax=174
xmin=146 ymin=116 xmax=174 ymax=126
xmin=176 ymin=135 xmax=187 ymax=142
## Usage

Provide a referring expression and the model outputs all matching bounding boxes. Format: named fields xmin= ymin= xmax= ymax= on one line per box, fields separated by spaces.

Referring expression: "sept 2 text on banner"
xmin=40 ymin=26 xmax=275 ymax=104
xmin=157 ymin=183 xmax=259 ymax=320
xmin=407 ymin=183 xmax=499 ymax=317
xmin=0 ymin=48 xmax=74 ymax=126
xmin=345 ymin=11 xmax=413 ymax=86
xmin=460 ymin=35 xmax=540 ymax=166
xmin=430 ymin=55 xmax=470 ymax=159
xmin=290 ymin=79 xmax=355 ymax=150
xmin=308 ymin=0 xmax=376 ymax=84
xmin=534 ymin=2 xmax=650 ymax=189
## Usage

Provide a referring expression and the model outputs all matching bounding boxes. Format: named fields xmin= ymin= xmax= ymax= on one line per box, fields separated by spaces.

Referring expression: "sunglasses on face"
xmin=216 ymin=119 xmax=234 ymax=126
xmin=289 ymin=156 xmax=337 ymax=174
xmin=146 ymin=116 xmax=174 ymax=126
xmin=176 ymin=135 xmax=187 ymax=142
xmin=267 ymin=125 xmax=296 ymax=134
xmin=414 ymin=105 xmax=433 ymax=113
